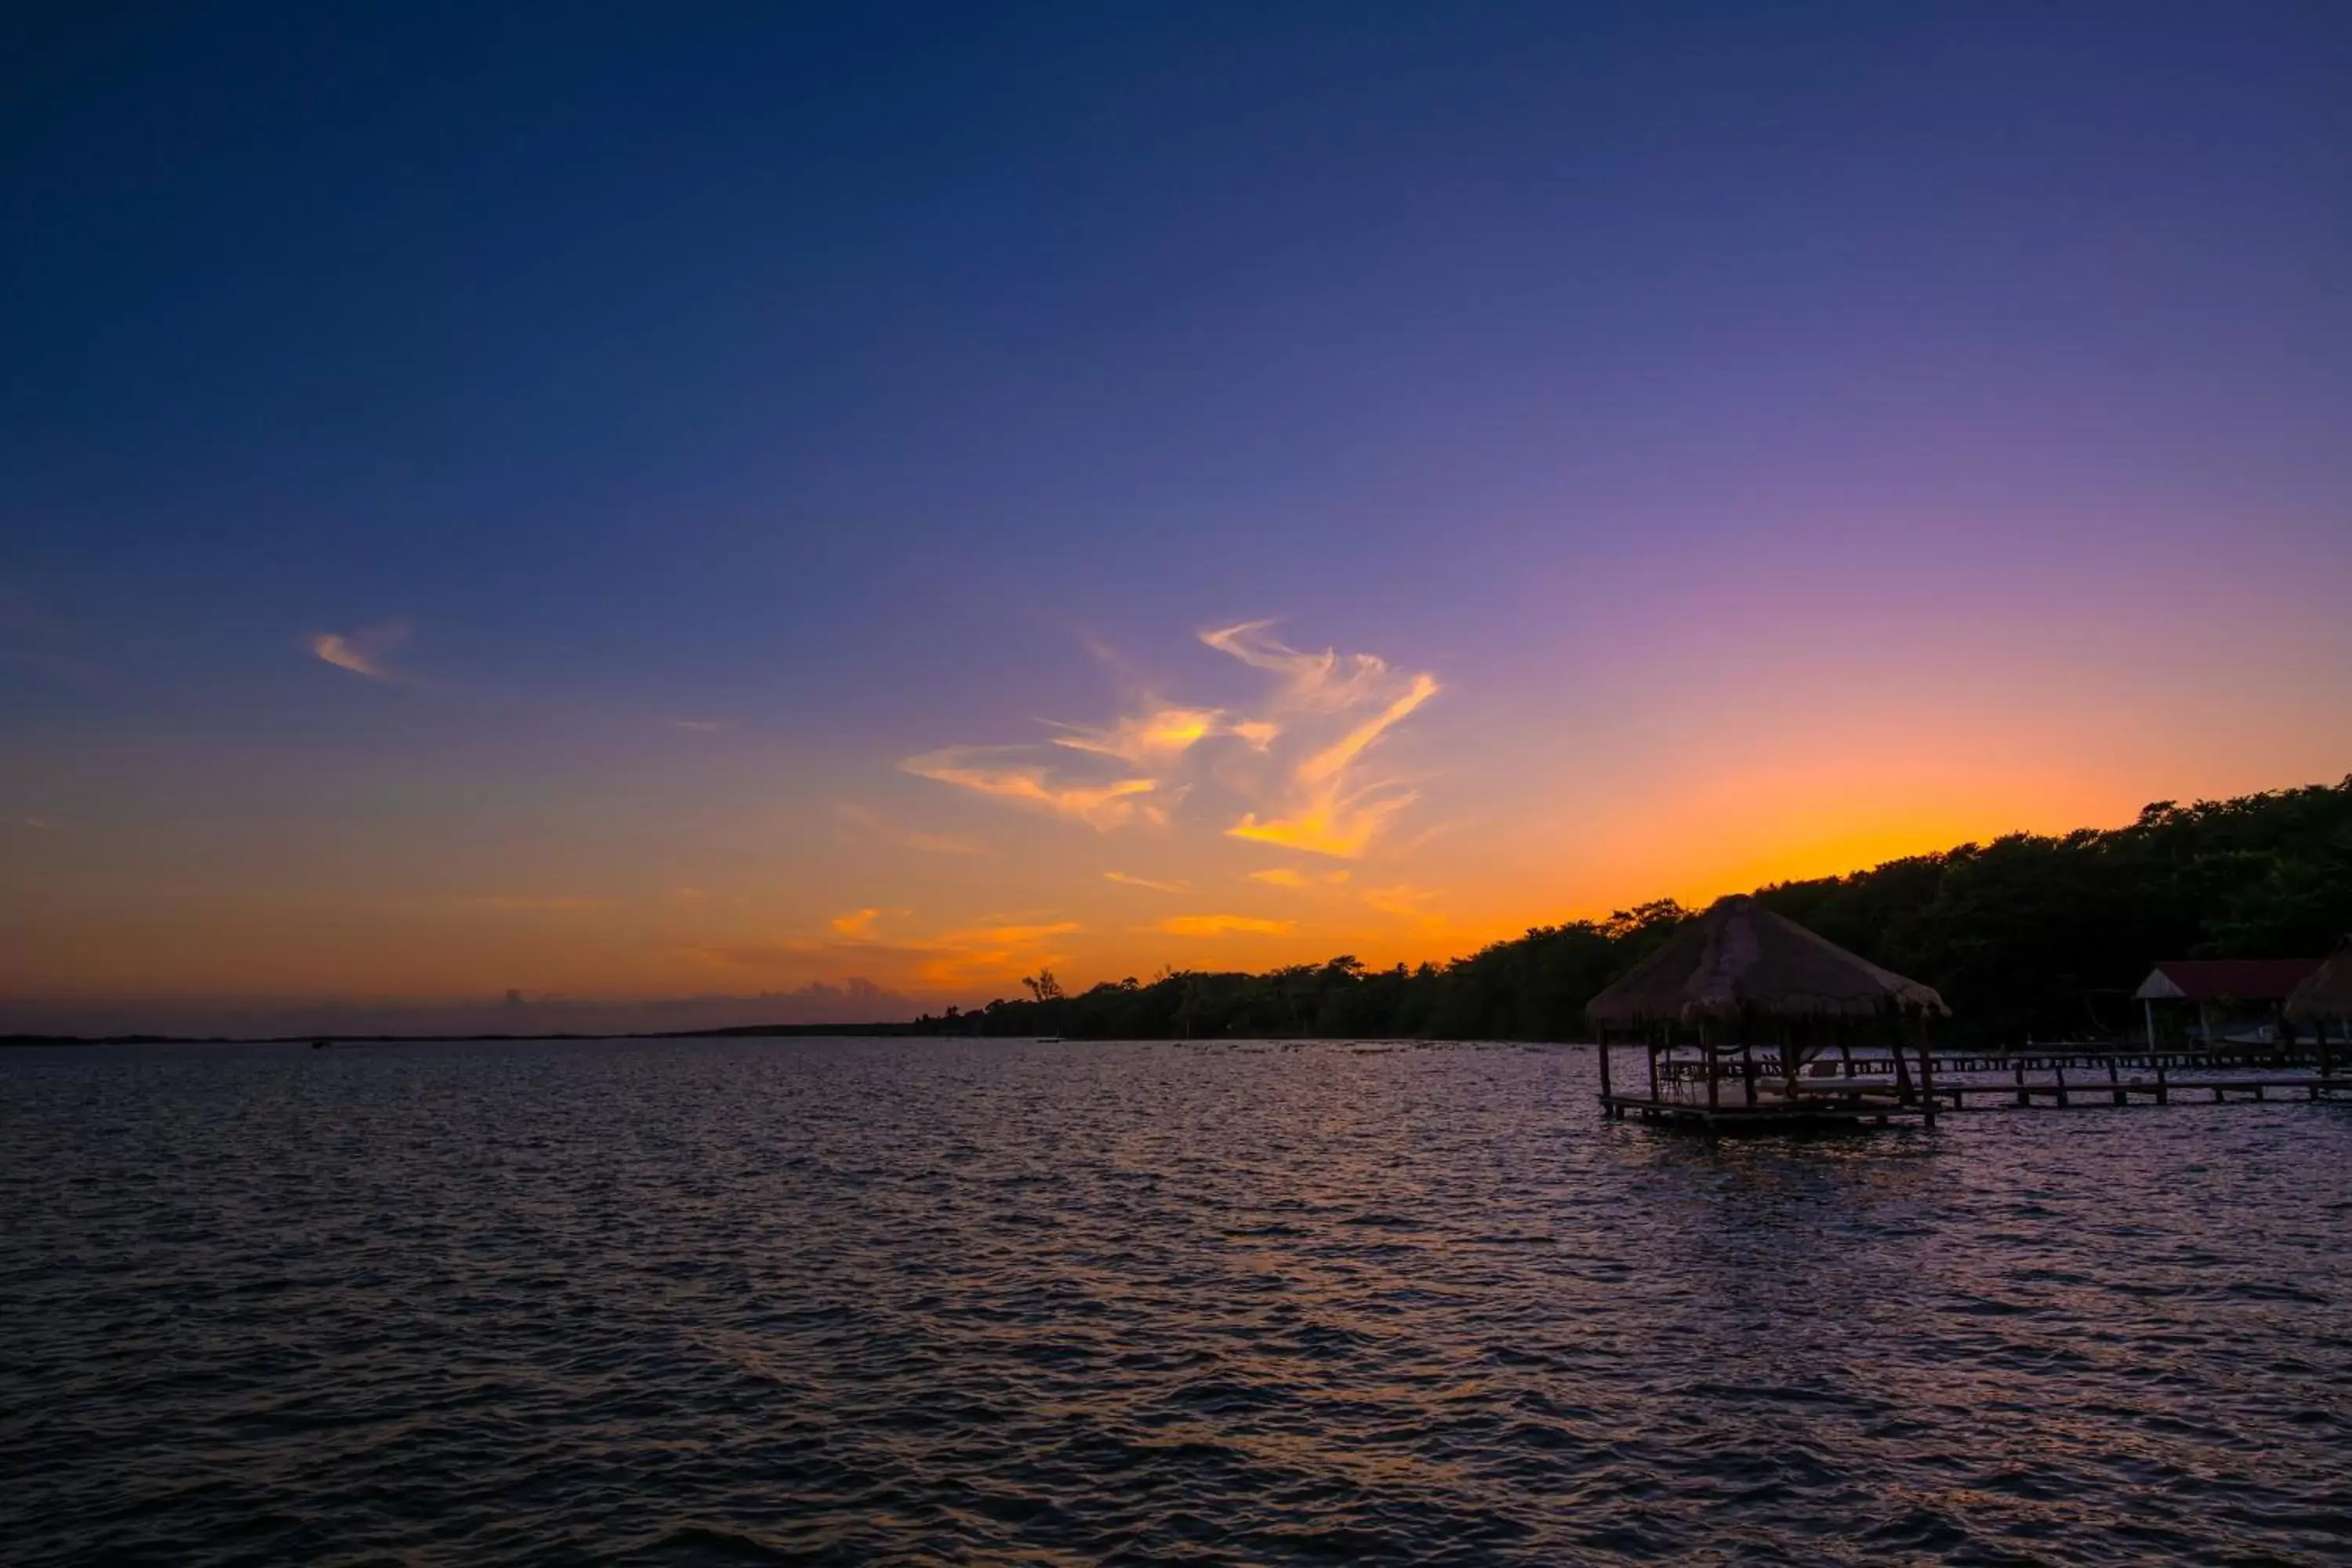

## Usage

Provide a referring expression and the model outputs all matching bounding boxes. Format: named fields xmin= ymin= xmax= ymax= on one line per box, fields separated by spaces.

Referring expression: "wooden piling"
xmin=1917 ymin=1011 xmax=1936 ymax=1127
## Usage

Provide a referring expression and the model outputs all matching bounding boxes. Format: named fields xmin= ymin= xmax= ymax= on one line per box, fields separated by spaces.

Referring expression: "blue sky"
xmin=5 ymin=3 xmax=2350 ymax=1025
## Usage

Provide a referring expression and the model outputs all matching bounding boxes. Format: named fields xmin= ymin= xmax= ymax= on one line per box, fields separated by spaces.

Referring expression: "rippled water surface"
xmin=5 ymin=1037 xmax=2350 ymax=1565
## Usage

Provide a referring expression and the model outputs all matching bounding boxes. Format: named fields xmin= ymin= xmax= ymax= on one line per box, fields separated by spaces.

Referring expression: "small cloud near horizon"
xmin=1158 ymin=913 xmax=1296 ymax=937
xmin=829 ymin=906 xmax=894 ymax=938
xmin=1104 ymin=871 xmax=1188 ymax=892
xmin=691 ymin=913 xmax=1082 ymax=988
xmin=310 ymin=622 xmax=412 ymax=684
xmin=1247 ymin=866 xmax=1349 ymax=888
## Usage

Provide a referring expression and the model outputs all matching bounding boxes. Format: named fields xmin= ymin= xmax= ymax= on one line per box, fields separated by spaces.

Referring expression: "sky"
xmin=5 ymin=2 xmax=2350 ymax=1032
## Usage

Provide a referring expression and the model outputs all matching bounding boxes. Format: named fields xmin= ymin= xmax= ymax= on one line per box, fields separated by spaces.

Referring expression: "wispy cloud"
xmin=1361 ymin=884 xmax=1452 ymax=938
xmin=828 ymin=906 xmax=916 ymax=939
xmin=310 ymin=622 xmax=412 ymax=684
xmin=1050 ymin=706 xmax=1218 ymax=762
xmin=1247 ymin=866 xmax=1350 ymax=888
xmin=667 ymin=718 xmax=724 ymax=732
xmin=835 ymin=802 xmax=989 ymax=855
xmin=13 ymin=815 xmax=60 ymax=832
xmin=914 ymin=920 xmax=1082 ymax=984
xmin=694 ymin=915 xmax=1081 ymax=988
xmin=1104 ymin=871 xmax=1188 ymax=892
xmin=1047 ymin=706 xmax=1279 ymax=763
xmin=1158 ymin=913 xmax=1296 ymax=937
xmin=1200 ymin=620 xmax=1400 ymax=712
xmin=459 ymin=895 xmax=611 ymax=912
xmin=899 ymin=620 xmax=1440 ymax=862
xmin=1209 ymin=627 xmax=1440 ymax=860
xmin=902 ymin=750 xmax=1167 ymax=830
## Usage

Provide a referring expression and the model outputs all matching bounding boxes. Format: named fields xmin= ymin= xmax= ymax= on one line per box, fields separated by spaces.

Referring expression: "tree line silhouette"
xmin=910 ymin=778 xmax=2352 ymax=1046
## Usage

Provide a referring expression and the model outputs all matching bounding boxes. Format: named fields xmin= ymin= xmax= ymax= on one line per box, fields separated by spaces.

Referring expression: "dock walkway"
xmin=1596 ymin=1040 xmax=2352 ymax=1130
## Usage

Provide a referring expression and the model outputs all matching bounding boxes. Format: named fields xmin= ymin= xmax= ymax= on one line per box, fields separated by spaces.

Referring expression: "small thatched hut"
xmin=2284 ymin=938 xmax=2352 ymax=1023
xmin=1587 ymin=894 xmax=1948 ymax=1119
xmin=2285 ymin=938 xmax=2352 ymax=1074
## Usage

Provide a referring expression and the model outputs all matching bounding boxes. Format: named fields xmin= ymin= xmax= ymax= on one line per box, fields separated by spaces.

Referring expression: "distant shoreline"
xmin=0 ymin=1022 xmax=929 ymax=1047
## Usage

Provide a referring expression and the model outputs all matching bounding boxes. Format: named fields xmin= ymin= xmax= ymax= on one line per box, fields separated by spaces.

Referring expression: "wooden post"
xmin=1917 ymin=1011 xmax=1936 ymax=1126
xmin=1704 ymin=1021 xmax=1719 ymax=1111
xmin=2014 ymin=1057 xmax=2027 ymax=1107
xmin=1783 ymin=1018 xmax=1803 ymax=1105
xmin=2054 ymin=1063 xmax=2068 ymax=1108
xmin=1647 ymin=1028 xmax=1661 ymax=1102
xmin=2143 ymin=997 xmax=2157 ymax=1051
xmin=1738 ymin=1010 xmax=1757 ymax=1108
xmin=1596 ymin=1028 xmax=1613 ymax=1110
xmin=2107 ymin=1054 xmax=2123 ymax=1106
xmin=2155 ymin=1061 xmax=2168 ymax=1105
xmin=1893 ymin=1011 xmax=1915 ymax=1106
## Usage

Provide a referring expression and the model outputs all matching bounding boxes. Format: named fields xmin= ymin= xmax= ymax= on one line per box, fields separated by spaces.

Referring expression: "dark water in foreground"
xmin=3 ymin=1038 xmax=2350 ymax=1566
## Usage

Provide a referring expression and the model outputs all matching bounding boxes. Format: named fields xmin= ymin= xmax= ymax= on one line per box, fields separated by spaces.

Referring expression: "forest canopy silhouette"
xmin=911 ymin=779 xmax=2352 ymax=1046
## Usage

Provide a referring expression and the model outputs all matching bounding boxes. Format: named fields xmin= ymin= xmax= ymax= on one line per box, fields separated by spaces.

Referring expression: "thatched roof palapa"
xmin=1586 ymin=894 xmax=1948 ymax=1027
xmin=2285 ymin=938 xmax=2352 ymax=1023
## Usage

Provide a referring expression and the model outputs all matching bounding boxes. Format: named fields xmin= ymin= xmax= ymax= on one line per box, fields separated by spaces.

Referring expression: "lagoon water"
xmin=3 ymin=1036 xmax=2349 ymax=1565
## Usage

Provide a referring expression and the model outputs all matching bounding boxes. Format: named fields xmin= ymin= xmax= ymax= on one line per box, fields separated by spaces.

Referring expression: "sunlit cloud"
xmin=1050 ymin=706 xmax=1223 ymax=763
xmin=902 ymin=750 xmax=1167 ymax=829
xmin=1228 ymin=793 xmax=1417 ymax=858
xmin=834 ymin=802 xmax=989 ymax=855
xmin=1199 ymin=620 xmax=1399 ymax=712
xmin=1247 ymin=866 xmax=1350 ymax=888
xmin=1158 ymin=913 xmax=1297 ymax=937
xmin=914 ymin=920 xmax=1082 ymax=985
xmin=1204 ymin=625 xmax=1441 ymax=860
xmin=310 ymin=622 xmax=412 ymax=683
xmin=1360 ymin=883 xmax=1450 ymax=937
xmin=690 ymin=914 xmax=1081 ymax=990
xmin=900 ymin=621 xmax=1440 ymax=864
xmin=1105 ymin=871 xmax=1189 ymax=892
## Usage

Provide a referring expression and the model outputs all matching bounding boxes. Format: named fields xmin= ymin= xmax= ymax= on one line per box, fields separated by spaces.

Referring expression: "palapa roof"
xmin=2285 ymin=940 xmax=2352 ymax=1022
xmin=1585 ymin=894 xmax=1948 ymax=1025
xmin=2132 ymin=958 xmax=2318 ymax=1004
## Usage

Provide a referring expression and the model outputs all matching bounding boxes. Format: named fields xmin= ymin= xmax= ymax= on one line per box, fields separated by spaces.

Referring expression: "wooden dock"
xmin=1595 ymin=1038 xmax=2352 ymax=1131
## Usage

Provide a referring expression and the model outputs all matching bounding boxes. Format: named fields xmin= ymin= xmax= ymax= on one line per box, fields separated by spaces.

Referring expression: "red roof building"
xmin=2133 ymin=959 xmax=2321 ymax=1003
